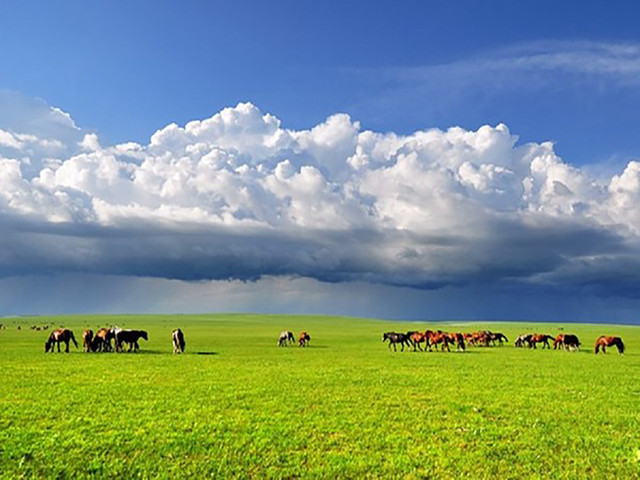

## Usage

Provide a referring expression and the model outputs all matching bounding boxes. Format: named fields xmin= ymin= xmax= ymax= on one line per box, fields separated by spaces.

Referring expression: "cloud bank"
xmin=2 ymin=95 xmax=640 ymax=301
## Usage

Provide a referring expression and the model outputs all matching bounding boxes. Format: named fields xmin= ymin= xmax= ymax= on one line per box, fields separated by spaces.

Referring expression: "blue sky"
xmin=3 ymin=1 xmax=640 ymax=163
xmin=1 ymin=1 xmax=640 ymax=323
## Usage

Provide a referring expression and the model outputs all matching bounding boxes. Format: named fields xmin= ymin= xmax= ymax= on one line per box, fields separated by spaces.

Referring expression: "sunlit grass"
xmin=0 ymin=314 xmax=638 ymax=478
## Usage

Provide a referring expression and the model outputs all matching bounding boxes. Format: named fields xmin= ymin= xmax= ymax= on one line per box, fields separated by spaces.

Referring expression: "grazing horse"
xmin=299 ymin=331 xmax=311 ymax=347
xmin=115 ymin=329 xmax=148 ymax=352
xmin=82 ymin=329 xmax=93 ymax=352
xmin=472 ymin=331 xmax=491 ymax=347
xmin=91 ymin=327 xmax=115 ymax=352
xmin=553 ymin=333 xmax=580 ymax=351
xmin=490 ymin=332 xmax=508 ymax=346
xmin=426 ymin=330 xmax=451 ymax=352
xmin=446 ymin=332 xmax=466 ymax=351
xmin=278 ymin=331 xmax=295 ymax=347
xmin=594 ymin=336 xmax=625 ymax=355
xmin=515 ymin=334 xmax=531 ymax=348
xmin=562 ymin=334 xmax=580 ymax=351
xmin=383 ymin=332 xmax=412 ymax=352
xmin=45 ymin=329 xmax=78 ymax=353
xmin=172 ymin=328 xmax=185 ymax=354
xmin=528 ymin=334 xmax=554 ymax=349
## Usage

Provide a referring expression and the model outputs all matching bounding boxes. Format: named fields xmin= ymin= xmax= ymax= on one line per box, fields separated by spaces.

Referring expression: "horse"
xmin=382 ymin=332 xmax=412 ymax=352
xmin=490 ymin=332 xmax=508 ymax=345
xmin=172 ymin=328 xmax=185 ymax=354
xmin=82 ymin=329 xmax=93 ymax=352
xmin=278 ymin=331 xmax=295 ymax=347
xmin=410 ymin=331 xmax=428 ymax=351
xmin=528 ymin=334 xmax=554 ymax=349
xmin=553 ymin=334 xmax=579 ymax=351
xmin=515 ymin=334 xmax=531 ymax=348
xmin=562 ymin=334 xmax=580 ymax=351
xmin=472 ymin=331 xmax=491 ymax=347
xmin=426 ymin=330 xmax=451 ymax=352
xmin=45 ymin=329 xmax=78 ymax=353
xmin=115 ymin=329 xmax=148 ymax=352
xmin=594 ymin=336 xmax=624 ymax=355
xmin=91 ymin=327 xmax=115 ymax=352
xmin=446 ymin=332 xmax=466 ymax=351
xmin=299 ymin=331 xmax=311 ymax=347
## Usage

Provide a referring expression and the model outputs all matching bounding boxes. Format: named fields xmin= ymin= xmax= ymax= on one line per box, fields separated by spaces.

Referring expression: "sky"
xmin=1 ymin=1 xmax=640 ymax=323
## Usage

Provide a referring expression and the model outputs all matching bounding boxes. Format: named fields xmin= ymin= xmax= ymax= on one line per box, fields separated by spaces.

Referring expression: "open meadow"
xmin=0 ymin=314 xmax=638 ymax=478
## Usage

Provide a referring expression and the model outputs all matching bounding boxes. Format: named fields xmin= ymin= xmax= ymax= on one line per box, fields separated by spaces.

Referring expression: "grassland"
xmin=0 ymin=314 xmax=638 ymax=479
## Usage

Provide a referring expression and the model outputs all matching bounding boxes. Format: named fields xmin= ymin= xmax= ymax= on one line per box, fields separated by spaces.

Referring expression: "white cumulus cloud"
xmin=1 ymin=95 xmax=640 ymax=296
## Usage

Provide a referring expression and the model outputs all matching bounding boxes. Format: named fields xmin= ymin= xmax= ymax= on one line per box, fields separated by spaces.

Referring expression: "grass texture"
xmin=0 ymin=314 xmax=638 ymax=478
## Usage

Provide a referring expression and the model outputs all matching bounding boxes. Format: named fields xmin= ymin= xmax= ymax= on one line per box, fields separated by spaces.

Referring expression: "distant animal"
xmin=82 ymin=329 xmax=93 ymax=352
xmin=554 ymin=334 xmax=580 ymax=351
xmin=446 ymin=332 xmax=466 ymax=351
xmin=490 ymin=332 xmax=508 ymax=345
xmin=528 ymin=334 xmax=554 ymax=349
xmin=514 ymin=334 xmax=531 ymax=348
xmin=92 ymin=327 xmax=115 ymax=352
xmin=426 ymin=330 xmax=451 ymax=352
xmin=115 ymin=329 xmax=148 ymax=352
xmin=278 ymin=331 xmax=295 ymax=347
xmin=382 ymin=332 xmax=412 ymax=352
xmin=594 ymin=335 xmax=624 ymax=355
xmin=45 ymin=328 xmax=78 ymax=353
xmin=299 ymin=331 xmax=311 ymax=347
xmin=172 ymin=328 xmax=185 ymax=354
xmin=410 ymin=331 xmax=428 ymax=351
xmin=471 ymin=331 xmax=491 ymax=347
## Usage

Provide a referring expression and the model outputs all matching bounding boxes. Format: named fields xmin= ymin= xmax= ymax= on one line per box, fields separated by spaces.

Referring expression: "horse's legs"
xmin=56 ymin=341 xmax=61 ymax=353
xmin=65 ymin=340 xmax=70 ymax=353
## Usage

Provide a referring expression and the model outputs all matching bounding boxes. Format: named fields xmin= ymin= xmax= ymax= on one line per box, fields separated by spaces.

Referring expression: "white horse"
xmin=278 ymin=331 xmax=294 ymax=346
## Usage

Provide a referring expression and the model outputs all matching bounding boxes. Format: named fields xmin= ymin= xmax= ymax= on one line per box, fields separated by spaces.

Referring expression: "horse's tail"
xmin=618 ymin=339 xmax=625 ymax=354
xmin=70 ymin=331 xmax=79 ymax=349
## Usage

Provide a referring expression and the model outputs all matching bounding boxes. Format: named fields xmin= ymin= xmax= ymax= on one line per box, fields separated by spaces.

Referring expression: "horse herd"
xmin=43 ymin=327 xmax=186 ymax=354
xmin=383 ymin=329 xmax=625 ymax=354
xmin=21 ymin=324 xmax=627 ymax=356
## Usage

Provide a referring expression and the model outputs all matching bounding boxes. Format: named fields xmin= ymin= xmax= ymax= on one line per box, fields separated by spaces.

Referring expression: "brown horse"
xmin=462 ymin=332 xmax=475 ymax=345
xmin=594 ymin=336 xmax=624 ymax=354
xmin=82 ymin=329 xmax=93 ymax=352
xmin=528 ymin=334 xmax=554 ymax=349
xmin=45 ymin=329 xmax=78 ymax=353
xmin=426 ymin=330 xmax=451 ymax=352
xmin=298 ymin=331 xmax=310 ymax=347
xmin=446 ymin=332 xmax=466 ymax=351
xmin=472 ymin=331 xmax=491 ymax=347
xmin=410 ymin=331 xmax=428 ymax=351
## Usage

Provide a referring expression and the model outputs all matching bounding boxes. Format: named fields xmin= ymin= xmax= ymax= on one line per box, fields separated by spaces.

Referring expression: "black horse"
xmin=115 ymin=329 xmax=148 ymax=352
xmin=383 ymin=332 xmax=412 ymax=352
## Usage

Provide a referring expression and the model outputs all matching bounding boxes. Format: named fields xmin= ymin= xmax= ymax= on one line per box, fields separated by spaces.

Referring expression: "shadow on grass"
xmin=195 ymin=351 xmax=218 ymax=355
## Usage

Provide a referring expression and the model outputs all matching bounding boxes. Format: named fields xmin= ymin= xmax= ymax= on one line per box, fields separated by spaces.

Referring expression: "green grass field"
xmin=0 ymin=314 xmax=638 ymax=479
